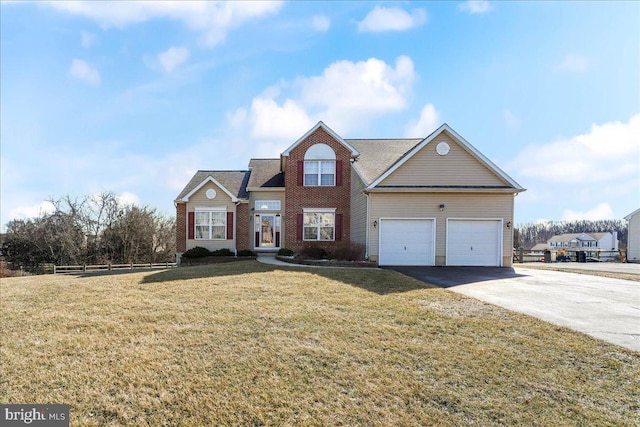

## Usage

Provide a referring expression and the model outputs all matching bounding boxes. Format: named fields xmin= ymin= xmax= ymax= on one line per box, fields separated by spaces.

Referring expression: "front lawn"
xmin=1 ymin=262 xmax=638 ymax=426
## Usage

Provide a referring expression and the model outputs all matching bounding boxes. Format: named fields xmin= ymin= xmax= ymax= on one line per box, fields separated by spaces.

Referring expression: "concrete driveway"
xmin=389 ymin=266 xmax=640 ymax=352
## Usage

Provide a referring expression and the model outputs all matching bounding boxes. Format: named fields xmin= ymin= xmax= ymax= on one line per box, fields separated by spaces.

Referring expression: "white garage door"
xmin=379 ymin=219 xmax=435 ymax=266
xmin=447 ymin=219 xmax=502 ymax=266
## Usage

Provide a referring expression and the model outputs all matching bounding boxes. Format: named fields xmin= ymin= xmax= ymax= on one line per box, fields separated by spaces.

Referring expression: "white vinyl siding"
xmin=350 ymin=169 xmax=367 ymax=247
xmin=379 ymin=133 xmax=507 ymax=187
xmin=186 ymin=182 xmax=235 ymax=252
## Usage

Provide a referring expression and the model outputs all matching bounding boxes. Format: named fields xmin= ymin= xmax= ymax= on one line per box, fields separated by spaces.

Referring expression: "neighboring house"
xmin=175 ymin=121 xmax=526 ymax=266
xmin=547 ymin=232 xmax=619 ymax=251
xmin=529 ymin=243 xmax=551 ymax=254
xmin=625 ymin=208 xmax=640 ymax=263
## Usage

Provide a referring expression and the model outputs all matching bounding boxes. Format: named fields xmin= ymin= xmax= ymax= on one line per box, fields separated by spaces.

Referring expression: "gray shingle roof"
xmin=346 ymin=138 xmax=423 ymax=185
xmin=547 ymin=233 xmax=597 ymax=243
xmin=175 ymin=170 xmax=250 ymax=201
xmin=247 ymin=159 xmax=285 ymax=188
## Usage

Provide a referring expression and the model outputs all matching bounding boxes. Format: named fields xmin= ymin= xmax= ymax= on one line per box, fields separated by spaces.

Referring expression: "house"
xmin=529 ymin=243 xmax=551 ymax=254
xmin=175 ymin=121 xmax=525 ymax=266
xmin=547 ymin=232 xmax=619 ymax=251
xmin=625 ymin=208 xmax=640 ymax=263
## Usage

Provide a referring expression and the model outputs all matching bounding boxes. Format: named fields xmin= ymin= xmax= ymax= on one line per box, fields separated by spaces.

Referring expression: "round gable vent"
xmin=436 ymin=141 xmax=450 ymax=156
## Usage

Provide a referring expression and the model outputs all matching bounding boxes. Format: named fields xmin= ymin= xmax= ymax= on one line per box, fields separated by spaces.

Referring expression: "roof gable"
xmin=625 ymin=208 xmax=640 ymax=220
xmin=175 ymin=171 xmax=249 ymax=202
xmin=368 ymin=123 xmax=524 ymax=191
xmin=281 ymin=121 xmax=360 ymax=158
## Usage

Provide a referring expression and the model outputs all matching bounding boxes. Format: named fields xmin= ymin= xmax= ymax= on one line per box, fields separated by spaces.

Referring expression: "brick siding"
xmin=284 ymin=127 xmax=352 ymax=253
xmin=176 ymin=202 xmax=186 ymax=253
xmin=236 ymin=202 xmax=250 ymax=251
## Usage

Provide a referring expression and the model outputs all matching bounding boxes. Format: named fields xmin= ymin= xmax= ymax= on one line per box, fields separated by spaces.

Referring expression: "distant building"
xmin=624 ymin=209 xmax=640 ymax=263
xmin=529 ymin=243 xmax=550 ymax=254
xmin=547 ymin=232 xmax=618 ymax=251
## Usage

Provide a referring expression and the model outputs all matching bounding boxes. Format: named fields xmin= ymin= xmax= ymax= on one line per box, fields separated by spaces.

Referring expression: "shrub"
xmin=332 ymin=244 xmax=366 ymax=261
xmin=299 ymin=246 xmax=328 ymax=260
xmin=277 ymin=248 xmax=294 ymax=257
xmin=211 ymin=248 xmax=235 ymax=257
xmin=182 ymin=246 xmax=213 ymax=258
xmin=237 ymin=249 xmax=256 ymax=257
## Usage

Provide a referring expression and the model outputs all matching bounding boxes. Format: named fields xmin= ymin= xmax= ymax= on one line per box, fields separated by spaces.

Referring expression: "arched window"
xmin=304 ymin=144 xmax=336 ymax=186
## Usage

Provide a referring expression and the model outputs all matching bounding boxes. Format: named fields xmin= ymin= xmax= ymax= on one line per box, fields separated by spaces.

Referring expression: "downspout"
xmin=234 ymin=201 xmax=241 ymax=256
xmin=365 ymin=192 xmax=370 ymax=260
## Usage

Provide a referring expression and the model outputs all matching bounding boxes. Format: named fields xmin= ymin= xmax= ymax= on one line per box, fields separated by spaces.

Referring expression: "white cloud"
xmin=405 ymin=104 xmax=441 ymax=137
xmin=556 ymin=53 xmax=590 ymax=73
xmin=244 ymin=56 xmax=416 ymax=143
xmin=249 ymin=97 xmax=314 ymax=141
xmin=503 ymin=109 xmax=521 ymax=131
xmin=509 ymin=114 xmax=640 ymax=221
xmin=458 ymin=1 xmax=492 ymax=14
xmin=509 ymin=113 xmax=640 ymax=184
xmin=312 ymin=15 xmax=330 ymax=32
xmin=117 ymin=192 xmax=140 ymax=206
xmin=157 ymin=46 xmax=190 ymax=72
xmin=68 ymin=58 xmax=101 ymax=85
xmin=46 ymin=1 xmax=283 ymax=47
xmin=81 ymin=31 xmax=96 ymax=48
xmin=562 ymin=203 xmax=616 ymax=221
xmin=357 ymin=6 xmax=427 ymax=33
xmin=8 ymin=201 xmax=56 ymax=222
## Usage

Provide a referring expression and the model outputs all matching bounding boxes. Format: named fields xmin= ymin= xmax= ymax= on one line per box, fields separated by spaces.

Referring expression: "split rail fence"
xmin=54 ymin=262 xmax=177 ymax=274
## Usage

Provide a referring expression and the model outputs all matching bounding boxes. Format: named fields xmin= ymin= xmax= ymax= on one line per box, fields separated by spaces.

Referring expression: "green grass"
xmin=1 ymin=262 xmax=638 ymax=426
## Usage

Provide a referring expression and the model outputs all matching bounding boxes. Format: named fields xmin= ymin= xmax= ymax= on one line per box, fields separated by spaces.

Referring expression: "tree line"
xmin=514 ymin=219 xmax=628 ymax=250
xmin=2 ymin=192 xmax=175 ymax=273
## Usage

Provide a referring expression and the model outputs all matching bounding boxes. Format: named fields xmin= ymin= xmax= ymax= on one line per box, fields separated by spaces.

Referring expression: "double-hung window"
xmin=303 ymin=143 xmax=336 ymax=186
xmin=195 ymin=209 xmax=226 ymax=240
xmin=304 ymin=160 xmax=335 ymax=186
xmin=303 ymin=211 xmax=335 ymax=241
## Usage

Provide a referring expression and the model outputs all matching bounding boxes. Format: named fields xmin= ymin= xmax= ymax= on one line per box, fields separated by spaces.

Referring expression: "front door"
xmin=255 ymin=214 xmax=281 ymax=249
xmin=260 ymin=215 xmax=275 ymax=247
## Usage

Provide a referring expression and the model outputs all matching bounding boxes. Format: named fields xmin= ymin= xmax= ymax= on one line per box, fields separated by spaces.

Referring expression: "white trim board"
xmin=180 ymin=176 xmax=239 ymax=203
xmin=281 ymin=121 xmax=360 ymax=158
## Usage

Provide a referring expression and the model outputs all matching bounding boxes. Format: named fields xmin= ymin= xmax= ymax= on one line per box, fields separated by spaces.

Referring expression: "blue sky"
xmin=1 ymin=1 xmax=639 ymax=230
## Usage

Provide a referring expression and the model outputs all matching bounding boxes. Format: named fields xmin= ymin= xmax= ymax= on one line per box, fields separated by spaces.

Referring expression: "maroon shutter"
xmin=297 ymin=213 xmax=303 ymax=240
xmin=336 ymin=160 xmax=343 ymax=186
xmin=275 ymin=232 xmax=280 ymax=248
xmin=188 ymin=212 xmax=194 ymax=240
xmin=255 ymin=232 xmax=260 ymax=248
xmin=335 ymin=213 xmax=343 ymax=241
xmin=226 ymin=212 xmax=233 ymax=240
xmin=297 ymin=161 xmax=304 ymax=186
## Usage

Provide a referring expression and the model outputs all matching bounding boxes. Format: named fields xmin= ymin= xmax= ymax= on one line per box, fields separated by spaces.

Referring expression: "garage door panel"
xmin=447 ymin=220 xmax=501 ymax=266
xmin=380 ymin=219 xmax=434 ymax=266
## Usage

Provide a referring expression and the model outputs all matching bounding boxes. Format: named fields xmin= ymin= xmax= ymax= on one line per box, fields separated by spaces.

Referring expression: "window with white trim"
xmin=195 ymin=209 xmax=226 ymax=240
xmin=255 ymin=200 xmax=281 ymax=211
xmin=304 ymin=143 xmax=336 ymax=186
xmin=303 ymin=212 xmax=335 ymax=241
xmin=304 ymin=161 xmax=335 ymax=186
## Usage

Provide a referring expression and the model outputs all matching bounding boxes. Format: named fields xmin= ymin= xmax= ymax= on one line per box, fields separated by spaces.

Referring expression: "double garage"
xmin=378 ymin=218 xmax=503 ymax=267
